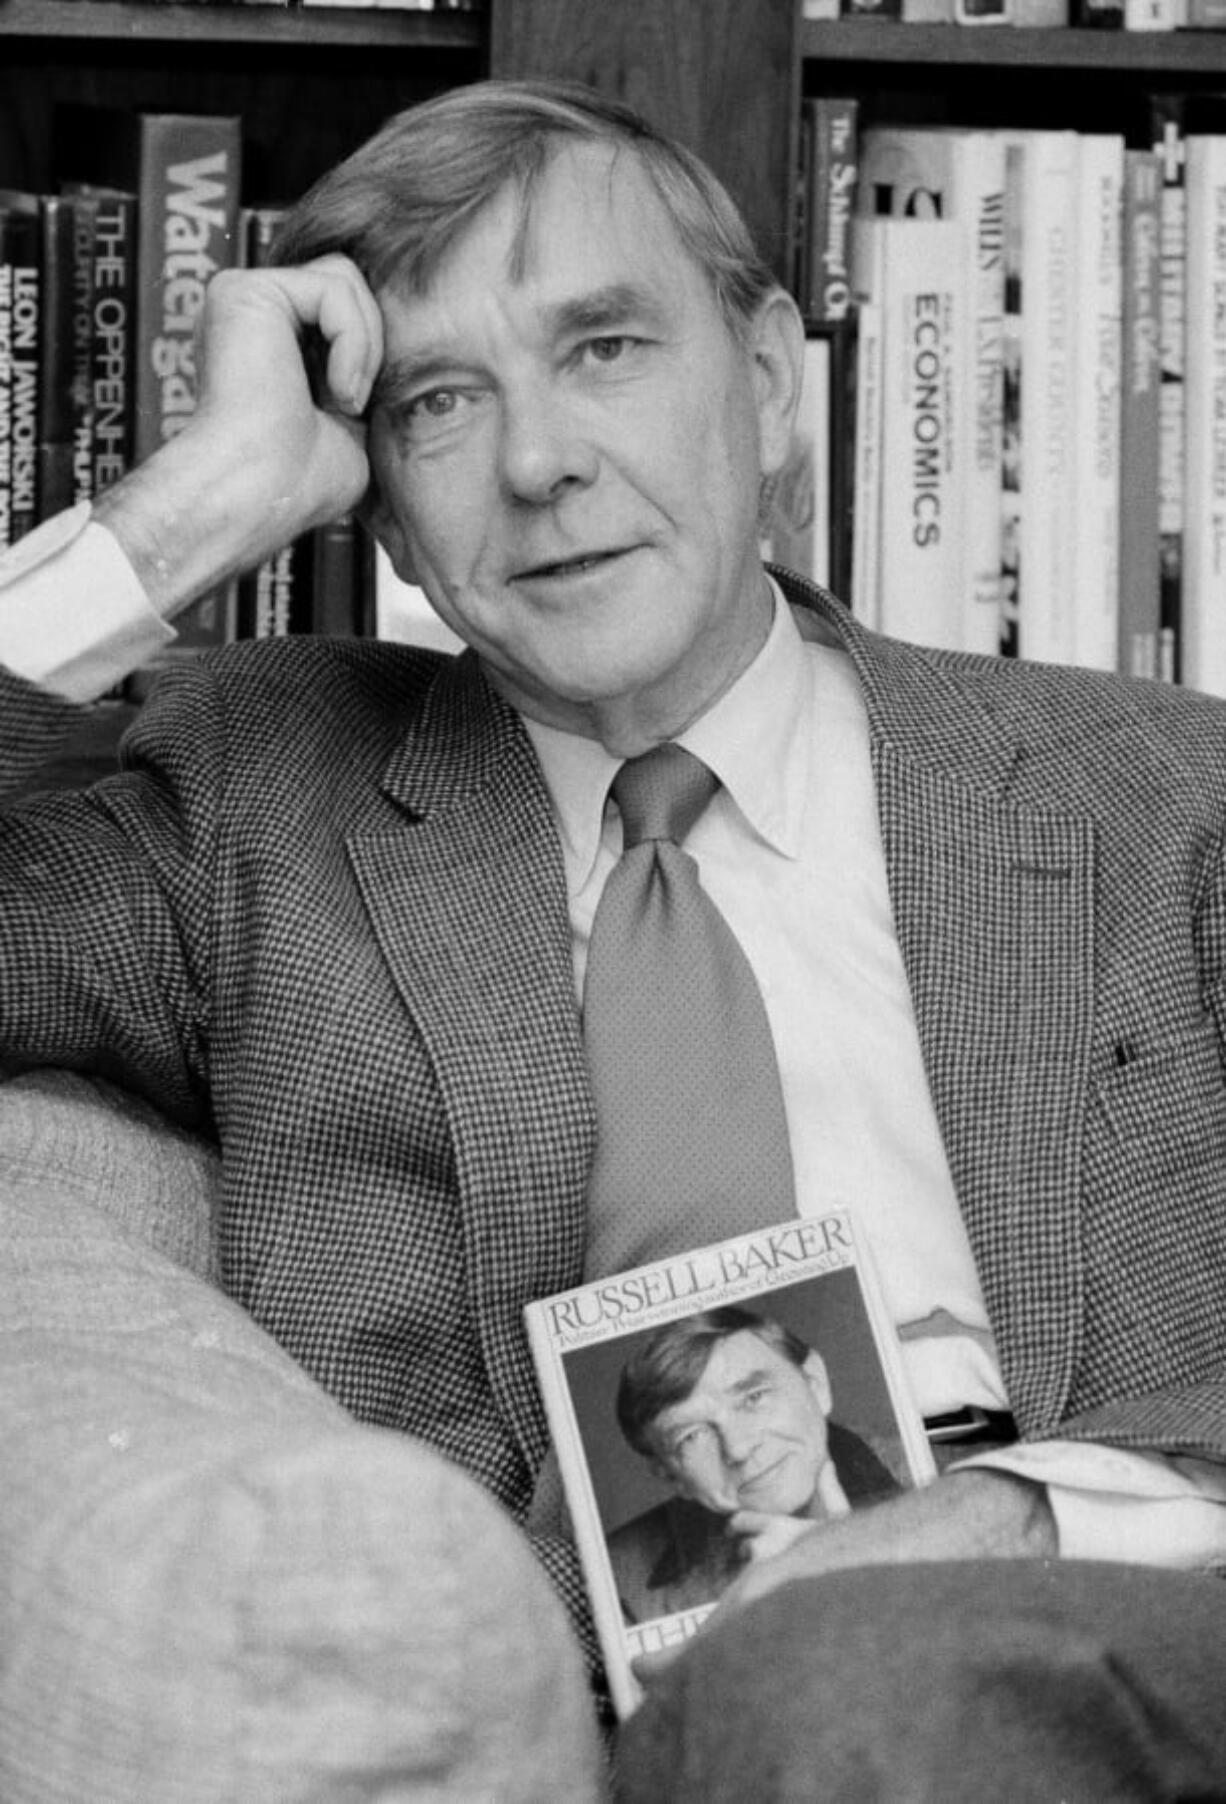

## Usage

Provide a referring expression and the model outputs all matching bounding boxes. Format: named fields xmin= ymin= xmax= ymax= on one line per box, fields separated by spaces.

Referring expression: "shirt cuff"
xmin=0 ymin=505 xmax=176 ymax=702
xmin=952 ymin=1438 xmax=1226 ymax=1568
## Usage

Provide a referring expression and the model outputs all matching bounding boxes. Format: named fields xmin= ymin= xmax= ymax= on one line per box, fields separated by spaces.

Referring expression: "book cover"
xmin=0 ymin=198 xmax=41 ymax=547
xmin=1071 ymin=133 xmax=1124 ymax=674
xmin=1181 ymin=131 xmax=1226 ymax=697
xmin=524 ymin=1213 xmax=936 ymax=1719
xmin=1150 ymin=97 xmax=1189 ymax=686
xmin=1003 ymin=130 xmax=1079 ymax=667
xmin=858 ymin=125 xmax=1006 ymax=655
xmin=801 ymin=97 xmax=859 ymax=326
xmin=1118 ymin=148 xmax=1162 ymax=683
xmin=876 ymin=214 xmax=965 ymax=652
xmin=55 ymin=105 xmax=242 ymax=654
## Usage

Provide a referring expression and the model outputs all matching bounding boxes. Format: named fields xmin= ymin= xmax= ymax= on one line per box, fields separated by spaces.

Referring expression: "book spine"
xmin=1180 ymin=133 xmax=1226 ymax=697
xmin=311 ymin=512 xmax=363 ymax=635
xmin=999 ymin=139 xmax=1024 ymax=660
xmin=134 ymin=117 xmax=242 ymax=651
xmin=1151 ymin=98 xmax=1187 ymax=686
xmin=959 ymin=133 xmax=1008 ymax=658
xmin=1071 ymin=134 xmax=1124 ymax=674
xmin=1118 ymin=148 xmax=1163 ymax=682
xmin=35 ymin=194 xmax=81 ymax=523
xmin=1015 ymin=130 xmax=1079 ymax=667
xmin=850 ymin=300 xmax=884 ymax=629
xmin=4 ymin=208 xmax=40 ymax=537
xmin=69 ymin=193 xmax=98 ymax=509
xmin=877 ymin=216 xmax=965 ymax=651
xmin=803 ymin=98 xmax=859 ymax=327
xmin=88 ymin=190 xmax=137 ymax=497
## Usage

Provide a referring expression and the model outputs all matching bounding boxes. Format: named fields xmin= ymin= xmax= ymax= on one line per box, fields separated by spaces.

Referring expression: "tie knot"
xmin=611 ymin=743 xmax=719 ymax=849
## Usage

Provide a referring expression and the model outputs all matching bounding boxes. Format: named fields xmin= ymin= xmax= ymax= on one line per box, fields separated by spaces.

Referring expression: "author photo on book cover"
xmin=607 ymin=1305 xmax=902 ymax=1622
xmin=5 ymin=69 xmax=1226 ymax=1804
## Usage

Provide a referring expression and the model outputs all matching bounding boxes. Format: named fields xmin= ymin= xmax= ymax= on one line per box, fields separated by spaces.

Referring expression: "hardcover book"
xmin=1181 ymin=129 xmax=1226 ymax=697
xmin=0 ymin=197 xmax=40 ymax=546
xmin=1071 ymin=133 xmax=1124 ymax=674
xmin=801 ymin=97 xmax=859 ymax=326
xmin=62 ymin=183 xmax=138 ymax=499
xmin=857 ymin=125 xmax=1007 ymax=656
xmin=1118 ymin=147 xmax=1162 ymax=683
xmin=876 ymin=213 xmax=965 ymax=652
xmin=525 ymin=1213 xmax=935 ymax=1718
xmin=55 ymin=105 xmax=242 ymax=655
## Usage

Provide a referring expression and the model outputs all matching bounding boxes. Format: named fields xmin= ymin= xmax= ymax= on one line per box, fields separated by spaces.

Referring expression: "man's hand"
xmin=93 ymin=255 xmax=384 ymax=619
xmin=634 ymin=1469 xmax=1056 ymax=1687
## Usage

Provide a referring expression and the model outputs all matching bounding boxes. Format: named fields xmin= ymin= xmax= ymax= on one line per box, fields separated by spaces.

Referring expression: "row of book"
xmin=772 ymin=95 xmax=1226 ymax=699
xmin=0 ymin=105 xmax=396 ymax=666
xmin=804 ymin=0 xmax=1226 ymax=26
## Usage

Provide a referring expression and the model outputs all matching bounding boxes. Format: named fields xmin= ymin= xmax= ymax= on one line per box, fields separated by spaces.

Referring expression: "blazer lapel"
xmin=346 ymin=653 xmax=595 ymax=1471
xmin=785 ymin=575 xmax=1097 ymax=1433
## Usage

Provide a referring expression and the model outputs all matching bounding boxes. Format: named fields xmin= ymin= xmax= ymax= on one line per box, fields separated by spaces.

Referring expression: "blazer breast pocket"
xmin=1093 ymin=1018 xmax=1226 ymax=1180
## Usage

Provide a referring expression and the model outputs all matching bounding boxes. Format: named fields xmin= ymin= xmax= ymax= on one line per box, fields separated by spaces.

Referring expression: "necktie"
xmin=581 ymin=742 xmax=795 ymax=1278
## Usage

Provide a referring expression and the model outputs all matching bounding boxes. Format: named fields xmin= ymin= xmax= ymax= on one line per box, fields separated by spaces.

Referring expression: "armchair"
xmin=0 ymin=1069 xmax=601 ymax=1802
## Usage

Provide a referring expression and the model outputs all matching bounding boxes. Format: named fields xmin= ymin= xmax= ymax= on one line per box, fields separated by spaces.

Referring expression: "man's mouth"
xmin=516 ymin=547 xmax=626 ymax=580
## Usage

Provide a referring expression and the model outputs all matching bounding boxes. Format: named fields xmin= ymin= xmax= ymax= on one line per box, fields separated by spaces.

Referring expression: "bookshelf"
xmin=6 ymin=0 xmax=1226 ymax=785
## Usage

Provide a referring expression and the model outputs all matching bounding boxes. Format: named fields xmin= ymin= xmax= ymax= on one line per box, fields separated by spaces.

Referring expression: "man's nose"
xmin=498 ymin=381 xmax=599 ymax=503
xmin=718 ymin=1415 xmax=763 ymax=1467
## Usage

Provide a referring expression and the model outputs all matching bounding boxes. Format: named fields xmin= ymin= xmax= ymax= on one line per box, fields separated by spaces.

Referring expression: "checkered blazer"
xmin=5 ymin=569 xmax=1226 ymax=1583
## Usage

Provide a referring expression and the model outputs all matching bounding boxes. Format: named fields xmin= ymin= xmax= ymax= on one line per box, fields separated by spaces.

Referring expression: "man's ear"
xmin=747 ymin=286 xmax=806 ymax=482
xmin=800 ymin=1349 xmax=833 ymax=1418
xmin=361 ymin=479 xmax=419 ymax=587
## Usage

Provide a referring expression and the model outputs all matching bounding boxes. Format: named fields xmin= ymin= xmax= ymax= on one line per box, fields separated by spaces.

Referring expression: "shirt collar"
xmin=523 ymin=579 xmax=813 ymax=885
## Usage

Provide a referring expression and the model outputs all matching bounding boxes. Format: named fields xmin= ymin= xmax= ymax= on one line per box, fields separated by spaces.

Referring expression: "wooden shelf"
xmin=802 ymin=17 xmax=1226 ymax=70
xmin=0 ymin=0 xmax=482 ymax=48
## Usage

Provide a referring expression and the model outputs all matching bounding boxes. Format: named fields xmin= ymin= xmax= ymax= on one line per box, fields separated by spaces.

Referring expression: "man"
xmin=608 ymin=1307 xmax=901 ymax=1621
xmin=2 ymin=77 xmax=1226 ymax=1796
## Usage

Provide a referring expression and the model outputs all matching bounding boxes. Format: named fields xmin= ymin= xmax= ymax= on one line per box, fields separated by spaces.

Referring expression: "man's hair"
xmin=616 ymin=1306 xmax=812 ymax=1458
xmin=273 ymin=77 xmax=777 ymax=341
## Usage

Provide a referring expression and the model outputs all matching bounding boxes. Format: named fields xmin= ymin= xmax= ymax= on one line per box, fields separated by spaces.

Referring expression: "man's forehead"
xmin=396 ymin=139 xmax=700 ymax=312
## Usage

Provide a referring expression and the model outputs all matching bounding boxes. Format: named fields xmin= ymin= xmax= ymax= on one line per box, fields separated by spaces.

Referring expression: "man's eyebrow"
xmin=545 ymin=282 xmax=669 ymax=338
xmin=368 ymin=355 xmax=459 ymax=415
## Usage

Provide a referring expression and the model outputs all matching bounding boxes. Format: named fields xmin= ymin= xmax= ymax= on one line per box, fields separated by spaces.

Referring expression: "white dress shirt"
xmin=3 ymin=520 xmax=1225 ymax=1566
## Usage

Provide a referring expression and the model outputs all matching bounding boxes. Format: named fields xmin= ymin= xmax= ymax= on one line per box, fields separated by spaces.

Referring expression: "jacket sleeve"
xmin=0 ymin=659 xmax=229 ymax=1129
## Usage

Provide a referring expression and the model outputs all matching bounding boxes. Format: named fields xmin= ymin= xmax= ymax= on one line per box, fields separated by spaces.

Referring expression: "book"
xmin=850 ymin=214 xmax=888 ymax=630
xmin=876 ymin=214 xmax=965 ymax=652
xmin=857 ymin=125 xmax=1007 ymax=655
xmin=61 ymin=185 xmax=138 ymax=499
xmin=1181 ymin=130 xmax=1226 ymax=697
xmin=0 ymin=196 xmax=41 ymax=547
xmin=801 ymin=98 xmax=859 ymax=326
xmin=55 ymin=105 xmax=243 ymax=655
xmin=1118 ymin=148 xmax=1162 ymax=683
xmin=524 ymin=1213 xmax=936 ymax=1718
xmin=1071 ymin=134 xmax=1124 ymax=674
xmin=30 ymin=191 xmax=93 ymax=521
xmin=1150 ymin=97 xmax=1189 ymax=686
xmin=1002 ymin=130 xmax=1079 ymax=668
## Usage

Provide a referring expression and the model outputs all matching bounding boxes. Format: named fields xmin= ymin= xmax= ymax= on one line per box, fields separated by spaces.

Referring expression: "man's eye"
xmin=409 ymin=388 xmax=460 ymax=419
xmin=583 ymin=335 xmax=635 ymax=366
xmin=670 ymin=1424 xmax=714 ymax=1461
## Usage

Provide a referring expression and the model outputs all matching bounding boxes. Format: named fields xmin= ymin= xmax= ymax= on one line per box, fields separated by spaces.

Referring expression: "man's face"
xmin=367 ymin=140 xmax=799 ymax=750
xmin=644 ymin=1330 xmax=834 ymax=1517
